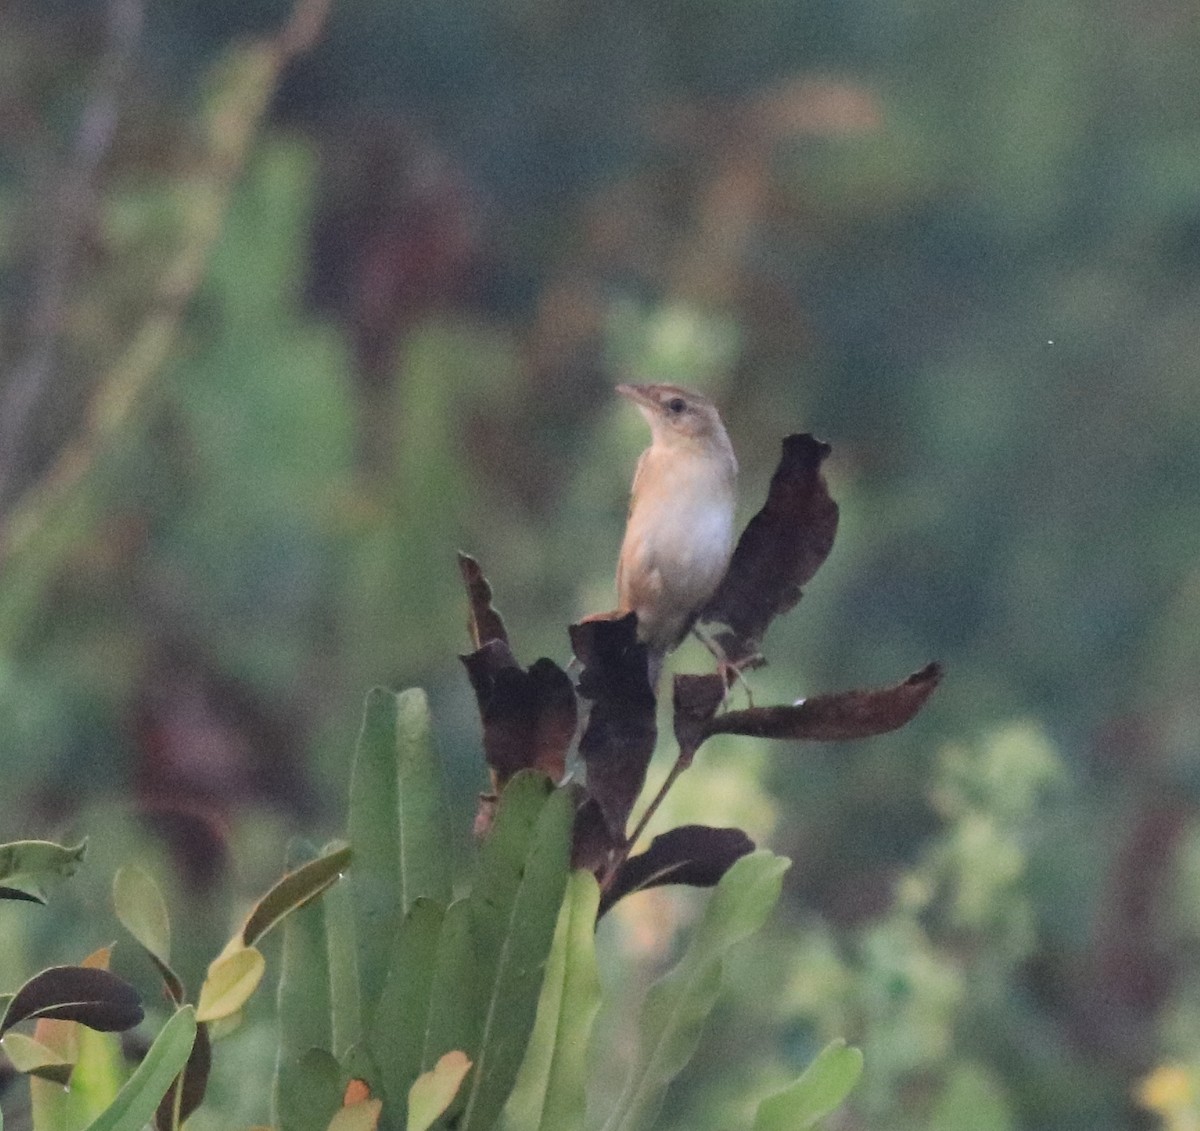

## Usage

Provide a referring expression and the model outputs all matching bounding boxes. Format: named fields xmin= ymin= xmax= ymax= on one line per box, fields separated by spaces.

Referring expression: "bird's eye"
xmin=667 ymin=397 xmax=687 ymax=414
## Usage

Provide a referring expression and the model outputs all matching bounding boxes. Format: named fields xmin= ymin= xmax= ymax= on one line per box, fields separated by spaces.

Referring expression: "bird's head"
xmin=616 ymin=383 xmax=732 ymax=456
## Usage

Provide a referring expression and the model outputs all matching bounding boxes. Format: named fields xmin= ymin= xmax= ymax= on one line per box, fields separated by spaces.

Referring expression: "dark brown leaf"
xmin=700 ymin=433 xmax=839 ymax=665
xmin=1 ymin=966 xmax=144 ymax=1035
xmin=599 ymin=826 xmax=756 ymax=917
xmin=570 ymin=796 xmax=619 ymax=873
xmin=461 ymin=641 xmax=577 ymax=785
xmin=457 ymin=552 xmax=509 ymax=649
xmin=155 ymin=1019 xmax=212 ymax=1131
xmin=672 ymin=674 xmax=726 ymax=760
xmin=703 ymin=662 xmax=943 ymax=745
xmin=569 ymin=614 xmax=657 ymax=841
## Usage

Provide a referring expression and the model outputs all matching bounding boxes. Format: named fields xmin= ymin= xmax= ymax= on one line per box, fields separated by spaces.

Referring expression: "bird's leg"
xmin=692 ymin=628 xmax=754 ymax=707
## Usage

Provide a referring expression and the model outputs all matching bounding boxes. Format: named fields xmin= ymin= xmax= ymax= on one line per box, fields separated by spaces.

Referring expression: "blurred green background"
xmin=3 ymin=0 xmax=1200 ymax=1127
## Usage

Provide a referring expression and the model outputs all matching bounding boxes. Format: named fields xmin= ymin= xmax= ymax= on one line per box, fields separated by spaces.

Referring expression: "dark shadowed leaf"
xmin=599 ymin=826 xmax=757 ymax=917
xmin=569 ymin=614 xmax=657 ymax=840
xmin=461 ymin=642 xmax=577 ymax=786
xmin=703 ymin=663 xmax=944 ymax=745
xmin=154 ymin=1019 xmax=211 ymax=1131
xmin=570 ymin=796 xmax=619 ymax=873
xmin=701 ymin=434 xmax=839 ymax=665
xmin=1 ymin=966 xmax=143 ymax=1036
xmin=0 ymin=840 xmax=87 ymax=904
xmin=458 ymin=553 xmax=509 ymax=649
xmin=672 ymin=674 xmax=727 ymax=759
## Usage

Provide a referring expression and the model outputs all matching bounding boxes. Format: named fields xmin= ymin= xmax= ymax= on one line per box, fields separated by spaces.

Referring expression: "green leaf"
xmin=370 ymin=898 xmax=445 ymax=1120
xmin=752 ymin=1040 xmax=864 ymax=1131
xmin=242 ymin=843 xmax=352 ymax=948
xmin=196 ymin=947 xmax=266 ymax=1022
xmin=113 ymin=866 xmax=186 ymax=1004
xmin=349 ymin=688 xmax=452 ymax=1023
xmin=0 ymin=839 xmax=87 ymax=903
xmin=276 ymin=1048 xmax=343 ymax=1131
xmin=274 ymin=878 xmax=335 ymax=1130
xmin=1 ymin=1031 xmax=73 ymax=1084
xmin=459 ymin=775 xmax=574 ymax=1131
xmin=112 ymin=866 xmax=171 ymax=961
xmin=408 ymin=1051 xmax=472 ymax=1131
xmin=421 ymin=898 xmax=478 ymax=1073
xmin=82 ymin=1007 xmax=197 ymax=1131
xmin=323 ymin=876 xmax=362 ymax=1059
xmin=599 ymin=851 xmax=791 ymax=1131
xmin=501 ymin=870 xmax=602 ymax=1131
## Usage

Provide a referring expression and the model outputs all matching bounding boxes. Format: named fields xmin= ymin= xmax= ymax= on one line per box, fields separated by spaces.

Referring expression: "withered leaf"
xmin=155 ymin=1019 xmax=212 ymax=1131
xmin=701 ymin=433 xmax=839 ymax=665
xmin=1 ymin=966 xmax=143 ymax=1035
xmin=672 ymin=673 xmax=727 ymax=760
xmin=570 ymin=796 xmax=619 ymax=874
xmin=457 ymin=552 xmax=509 ymax=650
xmin=703 ymin=662 xmax=943 ymax=746
xmin=598 ymin=825 xmax=756 ymax=918
xmin=461 ymin=640 xmax=577 ymax=786
xmin=569 ymin=613 xmax=656 ymax=841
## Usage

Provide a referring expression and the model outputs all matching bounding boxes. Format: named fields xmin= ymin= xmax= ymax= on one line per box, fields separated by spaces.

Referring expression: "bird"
xmin=615 ymin=383 xmax=738 ymax=687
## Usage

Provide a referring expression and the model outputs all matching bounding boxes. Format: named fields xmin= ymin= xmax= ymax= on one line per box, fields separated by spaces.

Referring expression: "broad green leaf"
xmin=276 ymin=1048 xmax=342 ymax=1131
xmin=2 ymin=1031 xmax=73 ymax=1084
xmin=275 ymin=882 xmax=332 ymax=1074
xmin=421 ymin=899 xmax=478 ymax=1073
xmin=241 ymin=843 xmax=352 ymax=948
xmin=324 ymin=877 xmax=362 ymax=1059
xmin=112 ymin=866 xmax=171 ymax=962
xmin=599 ymin=851 xmax=790 ymax=1131
xmin=349 ymin=688 xmax=452 ymax=1022
xmin=408 ymin=1051 xmax=472 ymax=1131
xmin=0 ymin=839 xmax=87 ymax=903
xmin=196 ymin=947 xmax=266 ymax=1022
xmin=752 ymin=1040 xmax=864 ymax=1131
xmin=82 ymin=1006 xmax=197 ymax=1131
xmin=501 ymin=870 xmax=601 ymax=1131
xmin=459 ymin=776 xmax=574 ymax=1131
xmin=370 ymin=898 xmax=444 ymax=1119
xmin=113 ymin=866 xmax=185 ymax=1004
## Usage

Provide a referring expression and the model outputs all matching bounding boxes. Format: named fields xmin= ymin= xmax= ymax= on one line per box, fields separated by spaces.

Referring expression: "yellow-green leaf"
xmin=326 ymin=1100 xmax=383 ymax=1131
xmin=2 ymin=1031 xmax=73 ymax=1084
xmin=196 ymin=948 xmax=265 ymax=1022
xmin=408 ymin=1052 xmax=472 ymax=1131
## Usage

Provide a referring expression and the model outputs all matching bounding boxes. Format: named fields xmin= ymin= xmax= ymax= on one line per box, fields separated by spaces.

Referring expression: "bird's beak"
xmin=616 ymin=383 xmax=655 ymax=408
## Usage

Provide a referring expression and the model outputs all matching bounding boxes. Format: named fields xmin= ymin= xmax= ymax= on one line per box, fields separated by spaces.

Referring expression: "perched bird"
xmin=615 ymin=383 xmax=738 ymax=685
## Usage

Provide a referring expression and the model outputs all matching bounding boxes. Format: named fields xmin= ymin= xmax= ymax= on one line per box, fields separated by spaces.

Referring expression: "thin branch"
xmin=0 ymin=0 xmax=335 ymax=595
xmin=0 ymin=0 xmax=144 ymax=513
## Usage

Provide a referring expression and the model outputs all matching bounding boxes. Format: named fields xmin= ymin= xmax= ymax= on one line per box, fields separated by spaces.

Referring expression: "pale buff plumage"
xmin=615 ymin=383 xmax=737 ymax=679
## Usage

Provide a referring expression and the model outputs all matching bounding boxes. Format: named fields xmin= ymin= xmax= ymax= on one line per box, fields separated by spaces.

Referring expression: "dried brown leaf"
xmin=704 ymin=663 xmax=943 ymax=745
xmin=460 ymin=641 xmax=577 ymax=785
xmin=569 ymin=613 xmax=656 ymax=840
xmin=672 ymin=673 xmax=727 ymax=760
xmin=598 ymin=825 xmax=755 ymax=917
xmin=457 ymin=552 xmax=508 ymax=650
xmin=701 ymin=433 xmax=839 ymax=665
